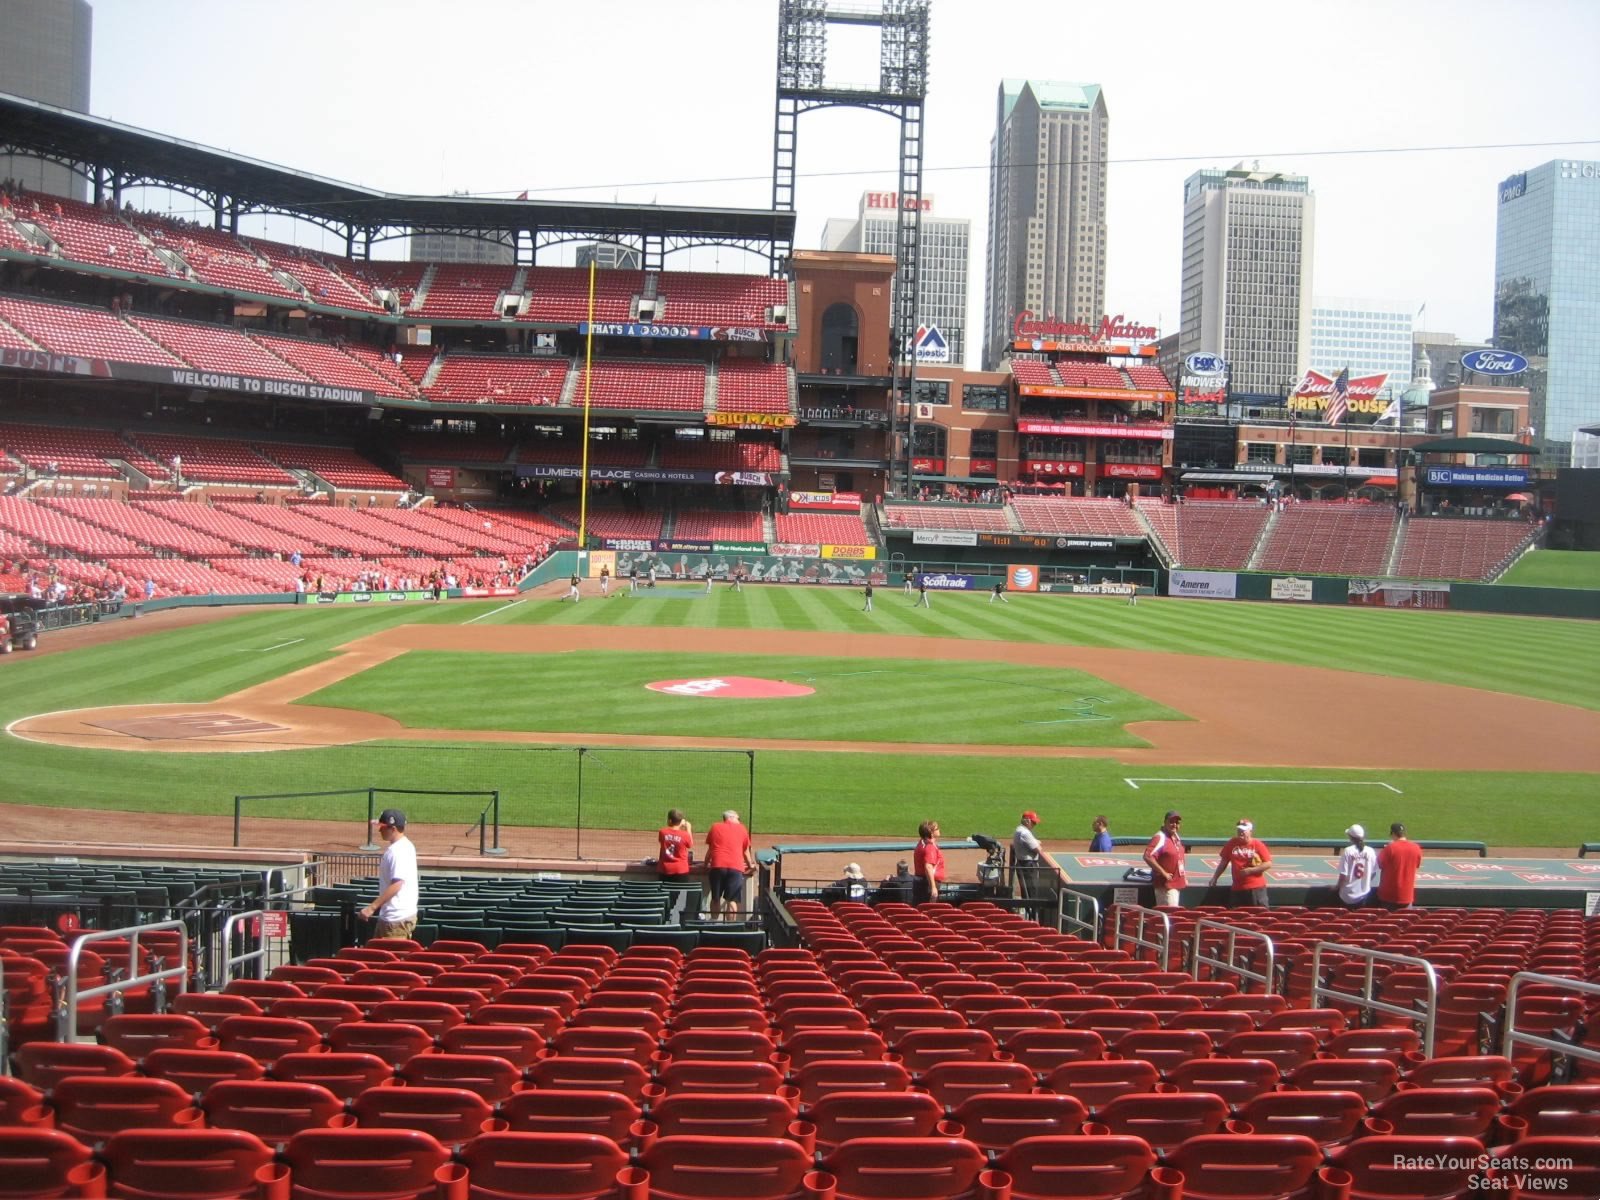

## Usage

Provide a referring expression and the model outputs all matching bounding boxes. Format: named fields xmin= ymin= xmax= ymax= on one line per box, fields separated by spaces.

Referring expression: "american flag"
xmin=1325 ymin=367 xmax=1350 ymax=426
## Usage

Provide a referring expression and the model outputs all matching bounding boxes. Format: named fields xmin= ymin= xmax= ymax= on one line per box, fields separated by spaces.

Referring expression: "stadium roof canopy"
xmin=0 ymin=92 xmax=794 ymax=262
xmin=1410 ymin=437 xmax=1540 ymax=455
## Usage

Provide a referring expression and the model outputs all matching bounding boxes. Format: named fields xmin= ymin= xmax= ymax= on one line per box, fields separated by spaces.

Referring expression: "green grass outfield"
xmin=0 ymin=590 xmax=1595 ymax=846
xmin=1498 ymin=549 xmax=1600 ymax=590
xmin=301 ymin=651 xmax=1187 ymax=747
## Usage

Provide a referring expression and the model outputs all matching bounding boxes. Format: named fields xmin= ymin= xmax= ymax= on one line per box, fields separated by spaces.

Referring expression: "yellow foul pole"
xmin=578 ymin=261 xmax=597 ymax=547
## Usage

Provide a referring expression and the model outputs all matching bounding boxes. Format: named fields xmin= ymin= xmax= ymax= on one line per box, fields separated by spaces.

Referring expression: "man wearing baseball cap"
xmin=1208 ymin=818 xmax=1273 ymax=907
xmin=1011 ymin=810 xmax=1065 ymax=908
xmin=361 ymin=808 xmax=419 ymax=941
xmin=1337 ymin=824 xmax=1377 ymax=909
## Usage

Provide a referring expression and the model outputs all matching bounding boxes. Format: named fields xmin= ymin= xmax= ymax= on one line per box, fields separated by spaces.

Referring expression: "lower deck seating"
xmin=1256 ymin=504 xmax=1397 ymax=576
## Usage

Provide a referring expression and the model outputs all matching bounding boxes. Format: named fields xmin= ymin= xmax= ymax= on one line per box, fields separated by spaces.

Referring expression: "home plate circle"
xmin=646 ymin=676 xmax=815 ymax=698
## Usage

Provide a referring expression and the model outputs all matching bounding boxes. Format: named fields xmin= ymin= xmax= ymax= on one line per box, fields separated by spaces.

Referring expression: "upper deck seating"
xmin=0 ymin=296 xmax=180 ymax=367
xmin=714 ymin=361 xmax=790 ymax=414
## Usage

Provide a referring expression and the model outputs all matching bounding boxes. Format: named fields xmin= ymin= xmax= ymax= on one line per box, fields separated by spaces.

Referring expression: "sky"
xmin=81 ymin=0 xmax=1600 ymax=366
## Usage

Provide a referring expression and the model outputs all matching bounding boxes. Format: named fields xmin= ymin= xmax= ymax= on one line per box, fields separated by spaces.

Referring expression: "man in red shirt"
xmin=705 ymin=809 xmax=756 ymax=921
xmin=913 ymin=820 xmax=945 ymax=905
xmin=657 ymin=809 xmax=693 ymax=882
xmin=1376 ymin=821 xmax=1423 ymax=909
xmin=1143 ymin=810 xmax=1187 ymax=906
xmin=1209 ymin=818 xmax=1273 ymax=907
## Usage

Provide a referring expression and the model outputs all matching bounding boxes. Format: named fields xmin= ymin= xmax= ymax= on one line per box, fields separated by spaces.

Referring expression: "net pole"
xmin=747 ymin=750 xmax=756 ymax=832
xmin=233 ymin=796 xmax=242 ymax=848
xmin=360 ymin=787 xmax=379 ymax=851
xmin=575 ymin=747 xmax=586 ymax=861
xmin=578 ymin=260 xmax=597 ymax=549
xmin=488 ymin=789 xmax=504 ymax=856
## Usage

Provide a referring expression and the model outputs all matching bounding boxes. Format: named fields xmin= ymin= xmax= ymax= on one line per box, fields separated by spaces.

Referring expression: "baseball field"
xmin=4 ymin=582 xmax=1598 ymax=851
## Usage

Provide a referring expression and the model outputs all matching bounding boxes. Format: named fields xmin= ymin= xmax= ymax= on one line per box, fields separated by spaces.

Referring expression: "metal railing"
xmin=1056 ymin=887 xmax=1101 ymax=941
xmin=63 ymin=920 xmax=189 ymax=1042
xmin=1108 ymin=904 xmax=1173 ymax=970
xmin=1311 ymin=941 xmax=1438 ymax=1058
xmin=1190 ymin=918 xmax=1276 ymax=994
xmin=220 ymin=909 xmax=270 ymax=983
xmin=1502 ymin=972 xmax=1600 ymax=1075
xmin=0 ymin=953 xmax=8 ymax=1073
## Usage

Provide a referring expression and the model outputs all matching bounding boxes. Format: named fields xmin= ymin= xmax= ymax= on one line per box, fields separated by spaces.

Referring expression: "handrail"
xmin=1502 ymin=971 xmax=1600 ymax=1071
xmin=1108 ymin=904 xmax=1173 ymax=971
xmin=220 ymin=909 xmax=269 ymax=983
xmin=1190 ymin=918 xmax=1277 ymax=994
xmin=64 ymin=920 xmax=189 ymax=1041
xmin=1056 ymin=887 xmax=1101 ymax=941
xmin=0 ymin=953 xmax=8 ymax=1074
xmin=1311 ymin=941 xmax=1438 ymax=1058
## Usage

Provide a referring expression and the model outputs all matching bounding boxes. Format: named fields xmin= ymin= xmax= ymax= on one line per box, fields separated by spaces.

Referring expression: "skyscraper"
xmin=0 ymin=0 xmax=92 ymax=200
xmin=1309 ymin=299 xmax=1415 ymax=399
xmin=1179 ymin=165 xmax=1315 ymax=396
xmin=1494 ymin=159 xmax=1600 ymax=466
xmin=982 ymin=80 xmax=1108 ymax=370
xmin=823 ymin=191 xmax=971 ymax=366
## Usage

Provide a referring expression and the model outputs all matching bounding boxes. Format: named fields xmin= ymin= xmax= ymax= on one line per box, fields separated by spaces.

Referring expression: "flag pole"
xmin=1343 ymin=363 xmax=1352 ymax=495
xmin=578 ymin=261 xmax=596 ymax=549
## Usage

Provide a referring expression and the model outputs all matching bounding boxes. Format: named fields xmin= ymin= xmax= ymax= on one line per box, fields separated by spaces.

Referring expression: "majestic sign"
xmin=1460 ymin=349 xmax=1529 ymax=376
xmin=1287 ymin=370 xmax=1391 ymax=415
xmin=1013 ymin=312 xmax=1159 ymax=343
xmin=913 ymin=324 xmax=951 ymax=364
xmin=1423 ymin=466 xmax=1530 ymax=488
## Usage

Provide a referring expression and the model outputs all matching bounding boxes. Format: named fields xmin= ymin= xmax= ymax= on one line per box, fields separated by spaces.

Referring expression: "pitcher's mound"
xmin=87 ymin=713 xmax=290 ymax=741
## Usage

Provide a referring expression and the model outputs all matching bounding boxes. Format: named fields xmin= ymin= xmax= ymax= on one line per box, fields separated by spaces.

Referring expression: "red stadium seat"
xmin=1166 ymin=1056 xmax=1280 ymax=1107
xmin=0 ymin=1127 xmax=98 ymax=1199
xmin=638 ymin=1134 xmax=816 ymax=1200
xmin=948 ymin=1091 xmax=1088 ymax=1151
xmin=98 ymin=1128 xmax=276 ymax=1200
xmin=499 ymin=1088 xmax=643 ymax=1145
xmin=279 ymin=1128 xmax=451 ymax=1200
xmin=1164 ymin=1133 xmax=1325 ymax=1200
xmin=992 ymin=1133 xmax=1155 ymax=1200
xmin=49 ymin=1075 xmax=200 ymax=1143
xmin=805 ymin=1089 xmax=945 ymax=1149
xmin=1240 ymin=1088 xmax=1368 ymax=1146
xmin=398 ymin=1052 xmax=523 ymax=1102
xmin=350 ymin=1084 xmax=494 ymax=1144
xmin=455 ymin=1131 xmax=631 ymax=1200
xmin=918 ymin=1060 xmax=1038 ymax=1109
xmin=820 ymin=1136 xmax=987 ymax=1200
xmin=792 ymin=1059 xmax=912 ymax=1105
xmin=657 ymin=1059 xmax=787 ymax=1097
xmin=1329 ymin=1135 xmax=1486 ymax=1199
xmin=1044 ymin=1059 xmax=1160 ymax=1112
xmin=203 ymin=1079 xmax=345 ymax=1140
xmin=142 ymin=1047 xmax=266 ymax=1096
xmin=14 ymin=1041 xmax=138 ymax=1090
xmin=270 ymin=1051 xmax=396 ymax=1101
xmin=1096 ymin=1091 xmax=1229 ymax=1154
xmin=650 ymin=1091 xmax=797 ymax=1140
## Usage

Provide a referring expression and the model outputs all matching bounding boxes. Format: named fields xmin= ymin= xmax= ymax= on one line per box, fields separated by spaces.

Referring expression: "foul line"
xmin=1124 ymin=777 xmax=1403 ymax=794
xmin=234 ymin=638 xmax=304 ymax=653
xmin=463 ymin=598 xmax=527 ymax=625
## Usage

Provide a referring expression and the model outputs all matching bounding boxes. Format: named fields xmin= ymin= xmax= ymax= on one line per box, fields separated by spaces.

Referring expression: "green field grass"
xmin=1497 ymin=549 xmax=1600 ymax=590
xmin=301 ymin=650 xmax=1187 ymax=747
xmin=0 ymin=591 xmax=1595 ymax=846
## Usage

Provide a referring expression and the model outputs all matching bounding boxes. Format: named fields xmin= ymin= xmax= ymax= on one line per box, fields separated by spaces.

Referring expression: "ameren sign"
xmin=1012 ymin=312 xmax=1159 ymax=343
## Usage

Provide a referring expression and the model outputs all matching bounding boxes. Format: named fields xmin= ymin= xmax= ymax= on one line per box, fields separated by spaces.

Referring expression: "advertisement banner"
xmin=1006 ymin=565 xmax=1040 ymax=593
xmin=578 ymin=322 xmax=769 ymax=343
xmin=1270 ymin=577 xmax=1314 ymax=602
xmin=1101 ymin=463 xmax=1164 ymax=480
xmin=769 ymin=543 xmax=821 ymax=557
xmin=0 ymin=348 xmax=376 ymax=406
xmin=310 ymin=590 xmax=438 ymax=605
xmin=1169 ymin=570 xmax=1238 ymax=600
xmin=612 ymin=550 xmax=887 ymax=587
xmin=977 ymin=533 xmax=1054 ymax=550
xmin=969 ymin=457 xmax=998 ymax=475
xmin=601 ymin=537 xmax=656 ymax=553
xmin=790 ymin=491 xmax=863 ymax=512
xmin=912 ymin=530 xmax=980 ymax=546
xmin=1025 ymin=460 xmax=1085 ymax=477
xmin=1067 ymin=582 xmax=1137 ymax=596
xmin=1050 ymin=537 xmax=1116 ymax=550
xmin=706 ymin=412 xmax=796 ymax=429
xmin=457 ymin=587 xmax=519 ymax=598
xmin=1287 ymin=370 xmax=1391 ymax=415
xmin=425 ymin=467 xmax=456 ymax=488
xmin=1348 ymin=580 xmax=1451 ymax=610
xmin=1015 ymin=385 xmax=1174 ymax=403
xmin=1017 ymin=420 xmax=1173 ymax=441
xmin=917 ymin=572 xmax=978 ymax=590
xmin=911 ymin=457 xmax=946 ymax=474
xmin=519 ymin=464 xmax=771 ymax=486
xmin=588 ymin=550 xmax=616 ymax=579
xmin=1422 ymin=466 xmax=1530 ymax=488
xmin=821 ymin=544 xmax=877 ymax=560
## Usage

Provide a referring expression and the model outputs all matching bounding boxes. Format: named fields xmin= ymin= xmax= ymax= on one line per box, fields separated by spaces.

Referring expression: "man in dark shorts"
xmin=705 ymin=809 xmax=756 ymax=921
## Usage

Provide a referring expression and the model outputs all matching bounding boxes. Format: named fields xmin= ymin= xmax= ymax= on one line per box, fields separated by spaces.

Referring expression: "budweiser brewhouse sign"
xmin=1013 ymin=312 xmax=1158 ymax=342
xmin=1288 ymin=370 xmax=1391 ymax=414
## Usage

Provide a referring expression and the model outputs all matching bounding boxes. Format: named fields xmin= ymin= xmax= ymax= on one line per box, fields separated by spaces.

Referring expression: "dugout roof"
xmin=0 ymin=92 xmax=795 ymax=248
xmin=1411 ymin=437 xmax=1541 ymax=456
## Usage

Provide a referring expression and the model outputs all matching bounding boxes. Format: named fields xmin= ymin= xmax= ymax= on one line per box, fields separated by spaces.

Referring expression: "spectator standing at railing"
xmin=705 ymin=810 xmax=756 ymax=921
xmin=361 ymin=809 xmax=418 ymax=941
xmin=913 ymin=820 xmax=945 ymax=904
xmin=1375 ymin=822 xmax=1422 ymax=909
xmin=1209 ymin=819 xmax=1273 ymax=908
xmin=1337 ymin=824 xmax=1377 ymax=909
xmin=1090 ymin=815 xmax=1113 ymax=853
xmin=656 ymin=809 xmax=693 ymax=883
xmin=1144 ymin=811 xmax=1187 ymax=906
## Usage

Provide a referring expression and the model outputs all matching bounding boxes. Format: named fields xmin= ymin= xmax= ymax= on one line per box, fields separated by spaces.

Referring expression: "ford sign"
xmin=1184 ymin=352 xmax=1226 ymax=376
xmin=1461 ymin=349 xmax=1529 ymax=376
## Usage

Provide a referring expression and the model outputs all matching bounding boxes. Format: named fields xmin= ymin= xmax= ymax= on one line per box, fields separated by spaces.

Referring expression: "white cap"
xmin=1236 ymin=820 xmax=1253 ymax=833
xmin=1346 ymin=824 xmax=1365 ymax=840
xmin=843 ymin=863 xmax=865 ymax=879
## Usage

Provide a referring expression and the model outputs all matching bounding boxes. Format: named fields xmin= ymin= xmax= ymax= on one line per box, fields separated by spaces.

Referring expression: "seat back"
xmin=350 ymin=1084 xmax=493 ymax=1144
xmin=99 ymin=1013 xmax=214 ymax=1057
xmin=792 ymin=1059 xmax=912 ymax=1105
xmin=327 ymin=1020 xmax=434 ymax=1066
xmin=216 ymin=1015 xmax=323 ymax=1064
xmin=0 ymin=1127 xmax=95 ymax=1199
xmin=50 ymin=1075 xmax=197 ymax=1141
xmin=1290 ymin=1057 xmax=1400 ymax=1105
xmin=948 ymin=1091 xmax=1087 ymax=1152
xmin=1330 ymin=1135 xmax=1486 ymax=1199
xmin=639 ymin=1134 xmax=814 ymax=1200
xmin=650 ymin=1091 xmax=797 ymax=1140
xmin=994 ymin=1133 xmax=1155 ymax=1200
xmin=918 ymin=1060 xmax=1037 ymax=1109
xmin=655 ymin=1058 xmax=787 ymax=1096
xmin=439 ymin=1021 xmax=545 ymax=1068
xmin=525 ymin=1054 xmax=651 ymax=1100
xmin=1166 ymin=1133 xmax=1324 ymax=1200
xmin=499 ymin=1088 xmax=642 ymax=1143
xmin=805 ymin=1089 xmax=944 ymax=1150
xmin=1097 ymin=1090 xmax=1229 ymax=1153
xmin=820 ymin=1136 xmax=987 ymax=1200
xmin=98 ymin=1128 xmax=275 ymax=1200
xmin=14 ymin=1042 xmax=138 ymax=1091
xmin=1373 ymin=1086 xmax=1502 ymax=1138
xmin=457 ymin=1131 xmax=630 ymax=1200
xmin=1044 ymin=1059 xmax=1160 ymax=1112
xmin=203 ymin=1079 xmax=344 ymax=1140
xmin=1240 ymin=1089 xmax=1367 ymax=1146
xmin=280 ymin=1127 xmax=451 ymax=1199
xmin=398 ymin=1052 xmax=523 ymax=1102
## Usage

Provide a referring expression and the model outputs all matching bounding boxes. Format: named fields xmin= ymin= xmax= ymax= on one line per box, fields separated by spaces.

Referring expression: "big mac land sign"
xmin=1287 ymin=369 xmax=1391 ymax=415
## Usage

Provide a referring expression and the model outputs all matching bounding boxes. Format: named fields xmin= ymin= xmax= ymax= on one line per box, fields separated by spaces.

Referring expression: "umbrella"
xmin=1505 ymin=492 xmax=1532 ymax=502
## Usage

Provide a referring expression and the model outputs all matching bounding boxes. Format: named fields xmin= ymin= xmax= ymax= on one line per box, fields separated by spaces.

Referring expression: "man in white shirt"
xmin=1011 ymin=810 xmax=1065 ymax=906
xmin=361 ymin=808 xmax=419 ymax=940
xmin=1337 ymin=824 xmax=1377 ymax=909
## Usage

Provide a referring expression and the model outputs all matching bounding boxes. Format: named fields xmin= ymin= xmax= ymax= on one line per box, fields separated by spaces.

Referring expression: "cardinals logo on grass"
xmin=646 ymin=677 xmax=815 ymax=698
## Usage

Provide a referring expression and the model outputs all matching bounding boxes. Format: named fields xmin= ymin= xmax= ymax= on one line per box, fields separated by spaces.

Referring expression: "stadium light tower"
xmin=774 ymin=0 xmax=931 ymax=496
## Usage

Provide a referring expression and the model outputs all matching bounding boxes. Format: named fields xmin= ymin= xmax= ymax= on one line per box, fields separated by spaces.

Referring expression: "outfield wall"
xmin=1165 ymin=569 xmax=1600 ymax=619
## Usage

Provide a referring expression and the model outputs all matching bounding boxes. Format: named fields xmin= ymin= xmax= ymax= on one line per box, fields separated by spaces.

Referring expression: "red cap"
xmin=1021 ymin=811 xmax=1041 ymax=824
